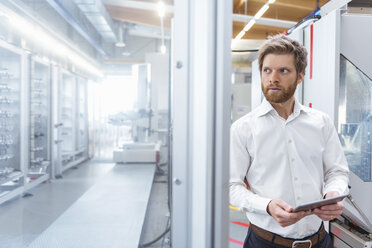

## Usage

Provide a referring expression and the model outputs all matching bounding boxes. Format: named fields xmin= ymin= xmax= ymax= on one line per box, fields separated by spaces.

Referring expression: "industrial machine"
xmin=251 ymin=2 xmax=372 ymax=246
xmin=111 ymin=64 xmax=162 ymax=164
xmin=299 ymin=6 xmax=372 ymax=248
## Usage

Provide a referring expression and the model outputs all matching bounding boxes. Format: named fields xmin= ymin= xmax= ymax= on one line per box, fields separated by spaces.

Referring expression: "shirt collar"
xmin=256 ymin=97 xmax=305 ymax=118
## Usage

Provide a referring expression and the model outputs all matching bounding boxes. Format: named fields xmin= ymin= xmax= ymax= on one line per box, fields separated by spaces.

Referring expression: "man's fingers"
xmin=275 ymin=199 xmax=293 ymax=212
xmin=320 ymin=202 xmax=344 ymax=211
xmin=268 ymin=199 xmax=312 ymax=227
xmin=314 ymin=210 xmax=342 ymax=216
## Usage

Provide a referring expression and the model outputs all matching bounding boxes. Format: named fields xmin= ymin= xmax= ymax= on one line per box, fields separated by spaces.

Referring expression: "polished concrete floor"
xmin=0 ymin=161 xmax=115 ymax=247
xmin=0 ymin=159 xmax=247 ymax=248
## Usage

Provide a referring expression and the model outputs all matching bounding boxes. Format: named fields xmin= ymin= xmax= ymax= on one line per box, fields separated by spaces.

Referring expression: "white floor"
xmin=0 ymin=161 xmax=157 ymax=248
xmin=0 ymin=159 xmax=247 ymax=248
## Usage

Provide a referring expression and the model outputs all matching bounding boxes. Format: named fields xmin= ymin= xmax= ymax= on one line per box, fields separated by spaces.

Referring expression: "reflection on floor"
xmin=0 ymin=157 xmax=247 ymax=248
xmin=229 ymin=207 xmax=249 ymax=248
xmin=28 ymin=164 xmax=155 ymax=248
xmin=0 ymin=161 xmax=115 ymax=248
xmin=139 ymin=163 xmax=171 ymax=248
xmin=0 ymin=161 xmax=158 ymax=248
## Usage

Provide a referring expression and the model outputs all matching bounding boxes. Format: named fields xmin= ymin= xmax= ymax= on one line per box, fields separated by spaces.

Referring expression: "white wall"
xmin=251 ymin=59 xmax=263 ymax=109
xmin=231 ymin=83 xmax=251 ymax=122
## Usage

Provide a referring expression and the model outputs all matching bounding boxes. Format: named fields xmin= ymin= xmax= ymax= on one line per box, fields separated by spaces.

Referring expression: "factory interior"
xmin=0 ymin=0 xmax=371 ymax=247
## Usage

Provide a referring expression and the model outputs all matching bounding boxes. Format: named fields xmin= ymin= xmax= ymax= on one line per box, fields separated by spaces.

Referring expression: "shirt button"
xmin=297 ymin=196 xmax=301 ymax=200
xmin=288 ymin=139 xmax=292 ymax=143
xmin=291 ymin=158 xmax=295 ymax=162
xmin=294 ymin=177 xmax=298 ymax=181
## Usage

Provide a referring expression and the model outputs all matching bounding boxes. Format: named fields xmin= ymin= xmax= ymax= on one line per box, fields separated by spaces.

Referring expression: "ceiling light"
xmin=160 ymin=45 xmax=166 ymax=54
xmin=254 ymin=4 xmax=269 ymax=19
xmin=122 ymin=52 xmax=131 ymax=56
xmin=235 ymin=30 xmax=246 ymax=40
xmin=1 ymin=4 xmax=102 ymax=77
xmin=243 ymin=19 xmax=255 ymax=32
xmin=235 ymin=0 xmax=275 ymax=40
xmin=158 ymin=2 xmax=165 ymax=18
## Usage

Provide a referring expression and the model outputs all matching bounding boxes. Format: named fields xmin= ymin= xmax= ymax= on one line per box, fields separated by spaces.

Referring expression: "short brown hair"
xmin=258 ymin=34 xmax=307 ymax=76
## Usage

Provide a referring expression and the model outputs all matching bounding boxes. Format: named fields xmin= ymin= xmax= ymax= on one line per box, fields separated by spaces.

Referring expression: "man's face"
xmin=261 ymin=53 xmax=304 ymax=104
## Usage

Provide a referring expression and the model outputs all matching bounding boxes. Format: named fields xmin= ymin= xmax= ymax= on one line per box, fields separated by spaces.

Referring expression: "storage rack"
xmin=75 ymin=77 xmax=88 ymax=162
xmin=0 ymin=42 xmax=24 ymax=204
xmin=26 ymin=58 xmax=51 ymax=190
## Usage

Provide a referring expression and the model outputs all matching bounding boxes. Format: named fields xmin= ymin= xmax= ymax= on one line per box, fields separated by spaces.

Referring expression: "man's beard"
xmin=262 ymin=80 xmax=298 ymax=103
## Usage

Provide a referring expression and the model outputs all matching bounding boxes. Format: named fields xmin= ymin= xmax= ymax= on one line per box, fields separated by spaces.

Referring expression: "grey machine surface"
xmin=334 ymin=13 xmax=372 ymax=247
xmin=299 ymin=8 xmax=372 ymax=248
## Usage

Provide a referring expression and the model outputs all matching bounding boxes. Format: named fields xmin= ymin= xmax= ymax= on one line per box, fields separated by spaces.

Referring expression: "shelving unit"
xmin=60 ymin=71 xmax=76 ymax=172
xmin=26 ymin=57 xmax=51 ymax=190
xmin=75 ymin=77 xmax=88 ymax=163
xmin=0 ymin=41 xmax=25 ymax=204
xmin=0 ymin=41 xmax=91 ymax=204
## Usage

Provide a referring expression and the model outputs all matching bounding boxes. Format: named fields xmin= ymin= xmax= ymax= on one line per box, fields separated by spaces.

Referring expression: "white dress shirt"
xmin=229 ymin=97 xmax=349 ymax=239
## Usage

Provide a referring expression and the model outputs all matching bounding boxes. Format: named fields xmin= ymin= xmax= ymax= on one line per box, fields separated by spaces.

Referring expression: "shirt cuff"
xmin=242 ymin=195 xmax=272 ymax=215
xmin=324 ymin=183 xmax=349 ymax=197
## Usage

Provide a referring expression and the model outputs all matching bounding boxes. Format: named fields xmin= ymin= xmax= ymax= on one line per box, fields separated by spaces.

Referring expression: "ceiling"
xmin=103 ymin=0 xmax=173 ymax=30
xmin=233 ymin=0 xmax=329 ymax=39
xmin=102 ymin=0 xmax=330 ymax=40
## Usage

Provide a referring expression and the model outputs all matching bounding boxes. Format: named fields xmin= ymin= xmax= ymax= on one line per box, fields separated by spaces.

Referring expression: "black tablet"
xmin=292 ymin=194 xmax=349 ymax=213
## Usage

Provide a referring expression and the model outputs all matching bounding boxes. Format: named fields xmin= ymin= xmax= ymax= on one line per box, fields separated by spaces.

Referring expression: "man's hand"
xmin=312 ymin=191 xmax=344 ymax=221
xmin=267 ymin=199 xmax=311 ymax=227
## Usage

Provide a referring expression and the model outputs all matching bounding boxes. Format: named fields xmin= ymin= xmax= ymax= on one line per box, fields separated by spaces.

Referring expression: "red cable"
xmin=310 ymin=24 xmax=313 ymax=79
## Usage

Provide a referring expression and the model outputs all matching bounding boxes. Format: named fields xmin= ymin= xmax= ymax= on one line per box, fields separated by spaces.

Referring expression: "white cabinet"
xmin=54 ymin=69 xmax=89 ymax=177
xmin=0 ymin=41 xmax=90 ymax=204
xmin=0 ymin=40 xmax=26 ymax=204
xmin=76 ymin=77 xmax=88 ymax=160
xmin=26 ymin=57 xmax=51 ymax=190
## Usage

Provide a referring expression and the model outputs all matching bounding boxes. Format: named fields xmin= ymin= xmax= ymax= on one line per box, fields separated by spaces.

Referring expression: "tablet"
xmin=292 ymin=194 xmax=349 ymax=213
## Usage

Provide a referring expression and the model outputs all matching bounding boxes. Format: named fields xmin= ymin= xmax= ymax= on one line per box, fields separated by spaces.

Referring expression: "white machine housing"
xmin=300 ymin=8 xmax=372 ymax=248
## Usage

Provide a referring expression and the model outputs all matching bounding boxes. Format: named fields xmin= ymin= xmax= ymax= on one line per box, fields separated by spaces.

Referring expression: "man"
xmin=229 ymin=34 xmax=349 ymax=248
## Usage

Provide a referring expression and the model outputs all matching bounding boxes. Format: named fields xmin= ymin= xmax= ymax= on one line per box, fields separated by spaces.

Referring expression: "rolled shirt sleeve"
xmin=322 ymin=115 xmax=350 ymax=196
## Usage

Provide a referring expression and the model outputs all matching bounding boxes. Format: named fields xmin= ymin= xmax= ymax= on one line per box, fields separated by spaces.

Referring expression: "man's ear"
xmin=297 ymin=71 xmax=305 ymax=85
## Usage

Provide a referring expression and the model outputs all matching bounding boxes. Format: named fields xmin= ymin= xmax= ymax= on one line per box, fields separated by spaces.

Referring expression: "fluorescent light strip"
xmin=243 ymin=19 xmax=255 ymax=32
xmin=0 ymin=6 xmax=103 ymax=77
xmin=234 ymin=0 xmax=275 ymax=40
xmin=236 ymin=30 xmax=246 ymax=40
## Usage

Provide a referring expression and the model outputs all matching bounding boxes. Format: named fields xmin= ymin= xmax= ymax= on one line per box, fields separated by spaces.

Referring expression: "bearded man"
xmin=229 ymin=34 xmax=349 ymax=248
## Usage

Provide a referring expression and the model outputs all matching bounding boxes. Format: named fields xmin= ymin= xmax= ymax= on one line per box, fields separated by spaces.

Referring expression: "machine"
xmin=111 ymin=64 xmax=162 ymax=164
xmin=299 ymin=5 xmax=372 ymax=248
xmin=251 ymin=2 xmax=372 ymax=246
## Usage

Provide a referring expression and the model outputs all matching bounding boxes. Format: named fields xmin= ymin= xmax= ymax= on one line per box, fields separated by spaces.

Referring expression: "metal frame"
xmin=331 ymin=220 xmax=372 ymax=248
xmin=51 ymin=65 xmax=61 ymax=178
xmin=172 ymin=0 xmax=231 ymax=247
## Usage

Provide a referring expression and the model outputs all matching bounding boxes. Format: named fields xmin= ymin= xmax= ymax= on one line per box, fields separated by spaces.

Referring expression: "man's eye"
xmin=263 ymin=68 xmax=270 ymax=73
xmin=281 ymin=68 xmax=289 ymax=73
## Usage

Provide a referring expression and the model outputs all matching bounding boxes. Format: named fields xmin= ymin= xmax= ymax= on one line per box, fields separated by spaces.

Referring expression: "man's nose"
xmin=269 ymin=71 xmax=279 ymax=83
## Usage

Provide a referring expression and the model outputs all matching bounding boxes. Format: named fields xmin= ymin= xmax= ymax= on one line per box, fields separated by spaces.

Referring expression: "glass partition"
xmin=338 ymin=55 xmax=372 ymax=182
